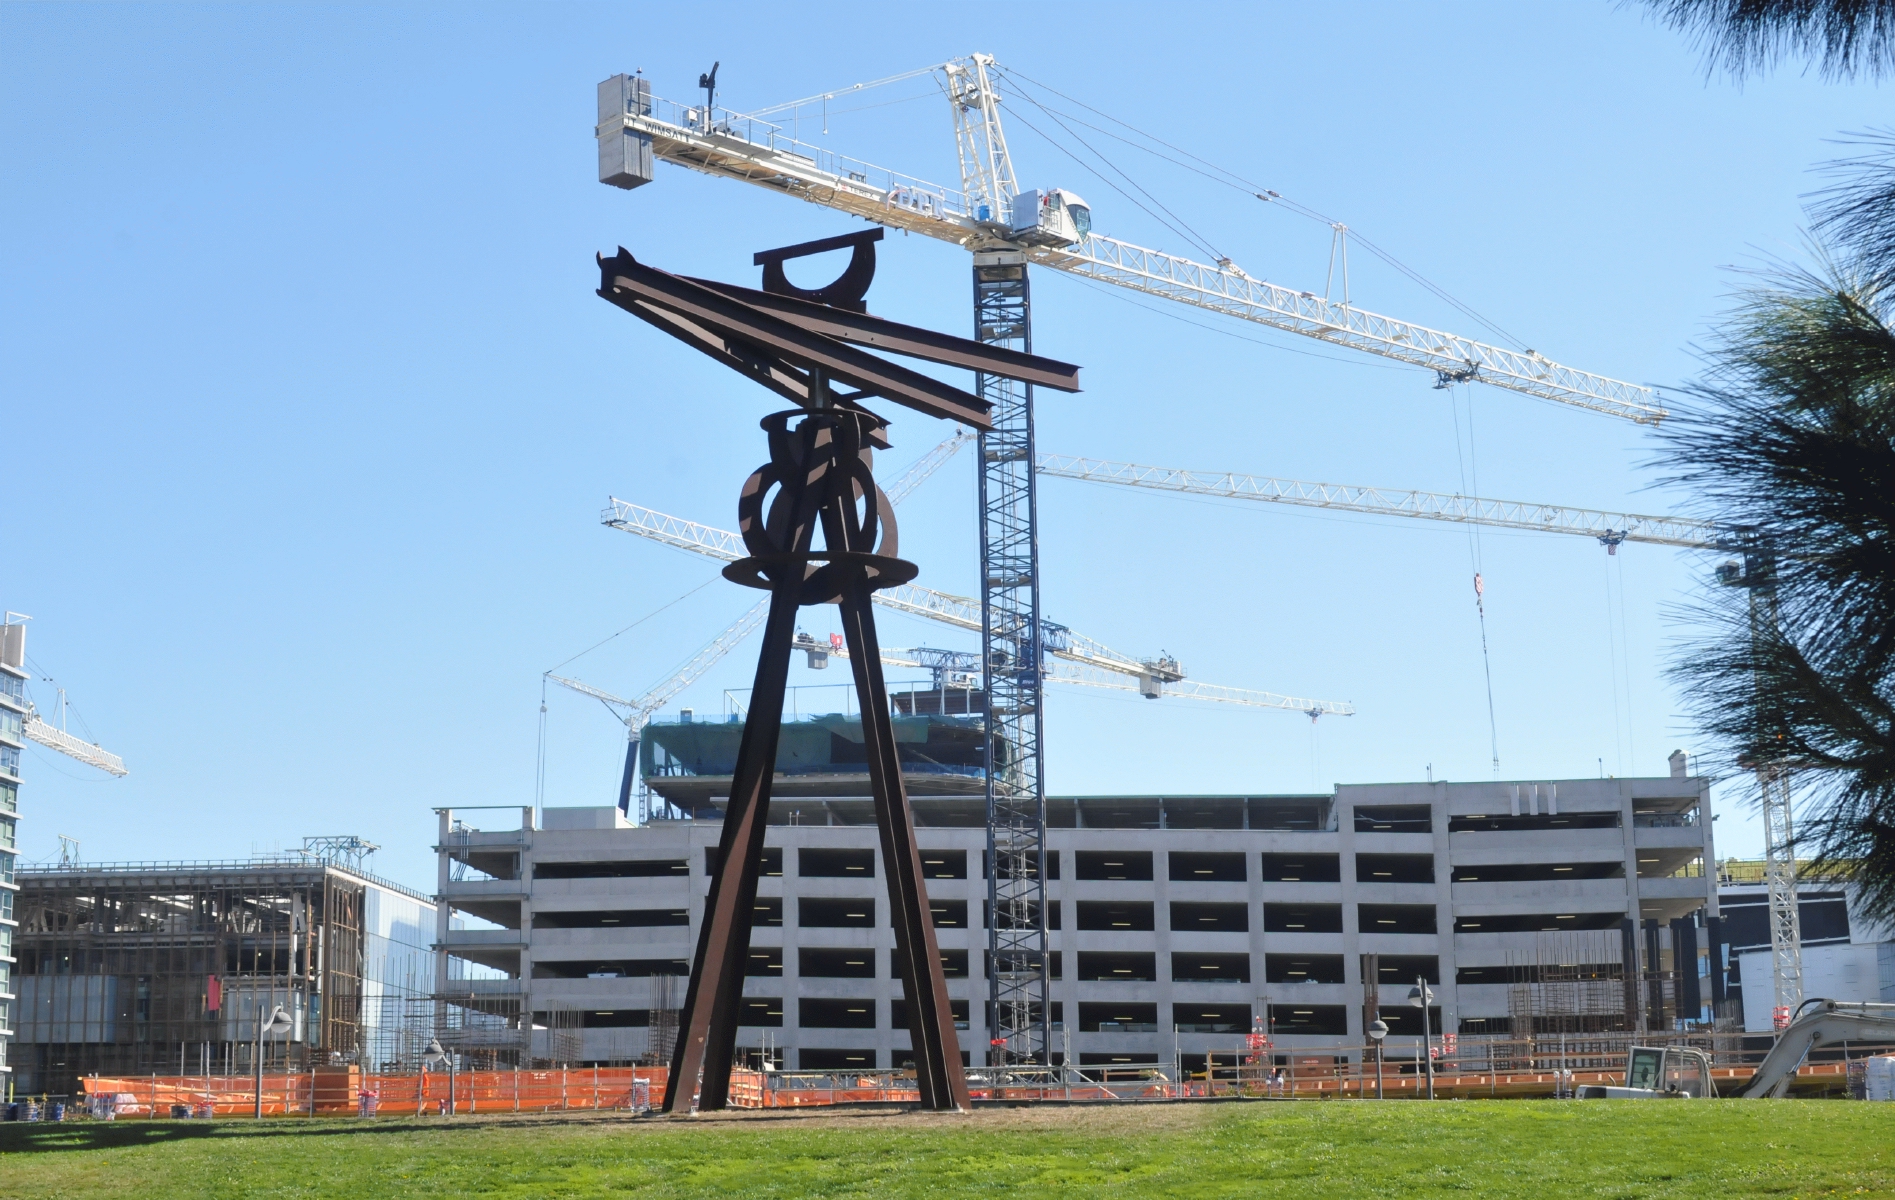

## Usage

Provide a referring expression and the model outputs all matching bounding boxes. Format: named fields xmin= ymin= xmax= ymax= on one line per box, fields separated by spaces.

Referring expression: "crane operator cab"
xmin=1009 ymin=189 xmax=1091 ymax=248
xmin=1576 ymin=1045 xmax=1716 ymax=1099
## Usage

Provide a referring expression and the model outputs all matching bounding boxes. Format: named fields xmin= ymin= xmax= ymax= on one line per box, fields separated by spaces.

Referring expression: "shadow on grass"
xmin=0 ymin=1113 xmax=656 ymax=1155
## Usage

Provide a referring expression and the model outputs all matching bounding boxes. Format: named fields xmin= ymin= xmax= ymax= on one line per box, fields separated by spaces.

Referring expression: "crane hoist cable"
xmin=1444 ymin=382 xmax=1500 ymax=773
xmin=995 ymin=79 xmax=1229 ymax=266
xmin=996 ymin=65 xmax=1530 ymax=350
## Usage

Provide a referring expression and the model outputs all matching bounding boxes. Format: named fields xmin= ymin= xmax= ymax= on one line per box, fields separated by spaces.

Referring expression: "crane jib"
xmin=603 ymin=83 xmax=1664 ymax=424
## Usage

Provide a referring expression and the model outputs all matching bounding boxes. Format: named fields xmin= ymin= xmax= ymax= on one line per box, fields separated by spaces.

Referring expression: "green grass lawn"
xmin=2 ymin=1100 xmax=1890 ymax=1199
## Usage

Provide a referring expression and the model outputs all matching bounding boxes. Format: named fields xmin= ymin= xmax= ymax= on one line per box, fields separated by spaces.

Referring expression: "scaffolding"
xmin=1505 ymin=932 xmax=1630 ymax=1038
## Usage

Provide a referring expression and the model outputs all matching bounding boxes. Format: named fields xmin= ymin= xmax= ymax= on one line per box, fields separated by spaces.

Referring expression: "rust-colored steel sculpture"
xmin=596 ymin=231 xmax=1078 ymax=1113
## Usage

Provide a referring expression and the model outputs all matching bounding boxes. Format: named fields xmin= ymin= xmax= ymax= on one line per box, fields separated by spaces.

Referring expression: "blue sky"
xmin=3 ymin=2 xmax=1883 ymax=889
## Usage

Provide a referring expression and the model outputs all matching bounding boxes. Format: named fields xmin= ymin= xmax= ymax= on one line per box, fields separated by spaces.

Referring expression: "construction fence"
xmin=50 ymin=1030 xmax=1891 ymax=1118
xmin=75 ymin=1066 xmax=658 ymax=1119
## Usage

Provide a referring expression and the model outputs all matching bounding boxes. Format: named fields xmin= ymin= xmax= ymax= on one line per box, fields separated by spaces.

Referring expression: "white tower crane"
xmin=598 ymin=498 xmax=1352 ymax=716
xmin=595 ymin=55 xmax=1656 ymax=1065
xmin=2 ymin=618 xmax=127 ymax=777
xmin=1034 ymin=453 xmax=1809 ymax=1025
xmin=1035 ymin=455 xmax=1720 ymax=551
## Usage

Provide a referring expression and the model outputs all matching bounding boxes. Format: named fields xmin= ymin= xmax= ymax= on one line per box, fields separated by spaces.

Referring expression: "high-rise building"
xmin=0 ymin=617 xmax=29 ymax=1091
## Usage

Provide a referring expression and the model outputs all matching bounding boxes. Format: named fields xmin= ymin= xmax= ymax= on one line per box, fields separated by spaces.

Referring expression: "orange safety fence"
xmin=75 ymin=1054 xmax=1870 ymax=1117
xmin=81 ymin=1067 xmax=665 ymax=1118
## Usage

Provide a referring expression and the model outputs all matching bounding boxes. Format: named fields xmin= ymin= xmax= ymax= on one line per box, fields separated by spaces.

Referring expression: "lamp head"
xmin=263 ymin=1005 xmax=294 ymax=1035
xmin=1367 ymin=1019 xmax=1388 ymax=1041
xmin=1407 ymin=984 xmax=1433 ymax=1008
xmin=422 ymin=1038 xmax=447 ymax=1067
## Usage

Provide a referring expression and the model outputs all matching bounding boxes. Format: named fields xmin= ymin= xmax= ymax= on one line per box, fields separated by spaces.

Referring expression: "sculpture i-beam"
xmin=596 ymin=231 xmax=1079 ymax=1113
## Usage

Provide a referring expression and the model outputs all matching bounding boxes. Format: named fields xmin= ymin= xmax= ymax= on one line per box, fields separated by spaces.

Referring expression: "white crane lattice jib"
xmin=595 ymin=58 xmax=1665 ymax=422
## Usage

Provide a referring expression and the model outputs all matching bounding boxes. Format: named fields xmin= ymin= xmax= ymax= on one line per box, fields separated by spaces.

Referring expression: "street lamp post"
xmin=1408 ymin=977 xmax=1435 ymax=1101
xmin=423 ymin=1038 xmax=454 ymax=1116
xmin=253 ymin=1004 xmax=293 ymax=1119
xmin=1366 ymin=1019 xmax=1388 ymax=1100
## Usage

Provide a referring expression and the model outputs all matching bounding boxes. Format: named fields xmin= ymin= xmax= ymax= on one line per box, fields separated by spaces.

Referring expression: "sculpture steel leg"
xmin=661 ymin=582 xmax=800 ymax=1113
xmin=835 ymin=576 xmax=971 ymax=1111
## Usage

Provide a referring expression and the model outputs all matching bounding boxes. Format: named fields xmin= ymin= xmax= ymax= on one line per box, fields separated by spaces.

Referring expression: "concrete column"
xmin=1335 ymin=793 xmax=1359 ymax=1041
xmin=1431 ymin=784 xmax=1457 ymax=1034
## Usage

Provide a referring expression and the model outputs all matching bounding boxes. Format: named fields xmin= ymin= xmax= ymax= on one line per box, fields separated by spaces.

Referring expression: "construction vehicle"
xmin=1577 ymin=1000 xmax=1895 ymax=1099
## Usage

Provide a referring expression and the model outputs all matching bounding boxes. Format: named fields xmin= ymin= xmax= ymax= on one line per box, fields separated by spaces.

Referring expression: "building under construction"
xmin=11 ymin=846 xmax=433 ymax=1097
xmin=436 ymin=745 xmax=1723 ymax=1073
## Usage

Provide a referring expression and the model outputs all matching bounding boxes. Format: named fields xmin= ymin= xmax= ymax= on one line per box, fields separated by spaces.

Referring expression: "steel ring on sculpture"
xmin=722 ymin=550 xmax=918 ymax=606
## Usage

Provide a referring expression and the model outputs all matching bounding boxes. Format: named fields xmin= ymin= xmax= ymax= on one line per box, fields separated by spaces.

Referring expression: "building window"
xmin=1078 ymin=1002 xmax=1158 ymax=1032
xmin=0 ymin=782 xmax=15 ymax=813
xmin=1171 ymin=952 xmax=1249 ymax=983
xmin=1077 ymin=951 xmax=1157 ymax=981
xmin=1169 ymin=852 xmax=1246 ymax=882
xmin=1448 ymin=812 xmax=1619 ymax=832
xmin=1076 ymin=901 xmax=1155 ymax=931
xmin=1373 ymin=955 xmax=1441 ymax=985
xmin=922 ymin=900 xmax=968 ymax=928
xmin=890 ymin=998 xmax=969 ymax=1030
xmin=800 ymin=948 xmax=876 ymax=978
xmin=0 ymin=710 xmax=20 ymax=740
xmin=919 ymin=850 xmax=967 ymax=879
xmin=800 ymin=1048 xmax=875 ymax=1070
xmin=1451 ymin=861 xmax=1623 ymax=882
xmin=1354 ymin=805 xmax=1432 ymax=833
xmin=1356 ymin=854 xmax=1435 ymax=884
xmin=580 ymin=1010 xmax=649 ymax=1027
xmin=0 ymin=817 xmax=14 ymax=850
xmin=738 ymin=998 xmax=783 ymax=1027
xmin=1263 ymin=903 xmax=1343 ymax=933
xmin=1260 ymin=853 xmax=1340 ymax=883
xmin=0 ymin=746 xmax=18 ymax=778
xmin=1452 ymin=912 xmax=1623 ymax=933
xmin=1075 ymin=852 xmax=1153 ymax=881
xmin=1266 ymin=1004 xmax=1349 ymax=1035
xmin=704 ymin=847 xmax=783 ymax=877
xmin=0 ymin=851 xmax=13 ymax=885
xmin=1265 ymin=954 xmax=1346 ymax=984
xmin=1358 ymin=904 xmax=1438 ymax=935
xmin=1168 ymin=902 xmax=1248 ymax=933
xmin=538 ymin=859 xmax=689 ymax=879
xmin=799 ymin=848 xmax=875 ymax=878
xmin=1172 ymin=1004 xmax=1251 ymax=1033
xmin=531 ymin=958 xmax=691 ymax=979
xmin=532 ymin=908 xmax=687 ymax=928
xmin=799 ymin=998 xmax=876 ymax=1028
xmin=799 ymin=897 xmax=875 ymax=928
xmin=0 ymin=673 xmax=22 ymax=701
